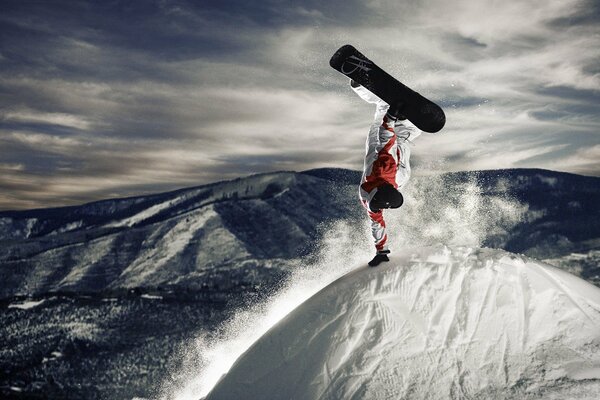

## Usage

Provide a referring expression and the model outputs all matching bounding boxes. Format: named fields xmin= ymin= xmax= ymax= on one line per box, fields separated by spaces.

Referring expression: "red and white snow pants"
xmin=359 ymin=115 xmax=414 ymax=252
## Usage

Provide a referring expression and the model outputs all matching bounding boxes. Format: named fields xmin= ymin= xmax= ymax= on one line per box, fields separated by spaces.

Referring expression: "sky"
xmin=1 ymin=0 xmax=599 ymax=210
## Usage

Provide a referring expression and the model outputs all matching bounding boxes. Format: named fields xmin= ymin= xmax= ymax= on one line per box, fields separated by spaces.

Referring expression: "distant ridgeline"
xmin=0 ymin=168 xmax=599 ymax=298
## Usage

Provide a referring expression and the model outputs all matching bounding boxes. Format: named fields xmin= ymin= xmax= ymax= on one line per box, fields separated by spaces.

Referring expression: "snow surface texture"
xmin=206 ymin=246 xmax=600 ymax=400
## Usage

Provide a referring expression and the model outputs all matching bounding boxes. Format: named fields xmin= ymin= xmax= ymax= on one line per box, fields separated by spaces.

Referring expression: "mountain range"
xmin=1 ymin=168 xmax=599 ymax=300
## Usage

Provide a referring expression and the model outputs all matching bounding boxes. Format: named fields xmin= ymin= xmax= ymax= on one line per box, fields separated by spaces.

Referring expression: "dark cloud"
xmin=547 ymin=0 xmax=600 ymax=27
xmin=0 ymin=0 xmax=599 ymax=210
xmin=536 ymin=86 xmax=600 ymax=107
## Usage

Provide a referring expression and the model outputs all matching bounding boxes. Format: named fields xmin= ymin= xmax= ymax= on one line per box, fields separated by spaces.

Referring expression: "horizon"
xmin=1 ymin=0 xmax=599 ymax=210
xmin=1 ymin=166 xmax=596 ymax=212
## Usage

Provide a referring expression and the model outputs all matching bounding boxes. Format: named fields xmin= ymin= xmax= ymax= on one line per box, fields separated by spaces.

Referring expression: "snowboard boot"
xmin=368 ymin=250 xmax=390 ymax=267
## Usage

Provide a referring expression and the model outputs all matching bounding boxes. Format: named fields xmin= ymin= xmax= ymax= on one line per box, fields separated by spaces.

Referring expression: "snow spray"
xmin=162 ymin=221 xmax=371 ymax=400
xmin=162 ymin=173 xmax=525 ymax=399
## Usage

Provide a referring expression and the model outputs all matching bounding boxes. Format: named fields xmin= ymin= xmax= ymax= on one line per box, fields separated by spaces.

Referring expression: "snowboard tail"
xmin=330 ymin=44 xmax=445 ymax=133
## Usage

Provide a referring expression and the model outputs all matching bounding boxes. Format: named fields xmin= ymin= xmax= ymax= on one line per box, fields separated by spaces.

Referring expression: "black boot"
xmin=369 ymin=250 xmax=390 ymax=267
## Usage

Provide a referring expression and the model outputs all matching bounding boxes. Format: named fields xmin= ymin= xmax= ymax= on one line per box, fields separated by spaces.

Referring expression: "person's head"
xmin=370 ymin=184 xmax=403 ymax=212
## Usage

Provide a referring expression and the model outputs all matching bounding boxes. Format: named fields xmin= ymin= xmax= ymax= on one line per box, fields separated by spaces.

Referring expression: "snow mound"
xmin=206 ymin=246 xmax=600 ymax=400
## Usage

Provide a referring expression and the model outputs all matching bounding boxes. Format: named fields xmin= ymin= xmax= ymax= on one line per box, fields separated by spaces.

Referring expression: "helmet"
xmin=370 ymin=184 xmax=403 ymax=212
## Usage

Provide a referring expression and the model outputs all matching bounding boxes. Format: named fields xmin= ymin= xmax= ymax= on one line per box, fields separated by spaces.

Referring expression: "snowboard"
xmin=329 ymin=44 xmax=446 ymax=133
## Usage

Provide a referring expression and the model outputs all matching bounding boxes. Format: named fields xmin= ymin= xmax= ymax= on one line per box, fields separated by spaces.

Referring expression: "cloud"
xmin=0 ymin=0 xmax=599 ymax=210
xmin=553 ymin=144 xmax=600 ymax=176
xmin=3 ymin=110 xmax=93 ymax=130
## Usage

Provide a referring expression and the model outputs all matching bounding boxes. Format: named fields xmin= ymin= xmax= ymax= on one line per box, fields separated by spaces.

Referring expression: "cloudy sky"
xmin=1 ymin=0 xmax=599 ymax=210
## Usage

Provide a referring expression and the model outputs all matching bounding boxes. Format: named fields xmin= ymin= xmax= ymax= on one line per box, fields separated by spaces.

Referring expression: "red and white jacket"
xmin=352 ymin=83 xmax=421 ymax=252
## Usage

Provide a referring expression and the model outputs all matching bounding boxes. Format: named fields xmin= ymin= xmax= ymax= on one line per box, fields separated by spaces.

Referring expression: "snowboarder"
xmin=330 ymin=45 xmax=443 ymax=267
xmin=351 ymin=79 xmax=422 ymax=267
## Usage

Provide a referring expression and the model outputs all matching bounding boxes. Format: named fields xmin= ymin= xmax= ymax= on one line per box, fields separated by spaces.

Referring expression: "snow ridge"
xmin=205 ymin=246 xmax=600 ymax=400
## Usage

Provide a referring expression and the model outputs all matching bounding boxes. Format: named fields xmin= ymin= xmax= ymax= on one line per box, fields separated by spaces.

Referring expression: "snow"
xmin=104 ymin=172 xmax=297 ymax=229
xmin=57 ymin=235 xmax=116 ymax=289
xmin=141 ymin=294 xmax=163 ymax=300
xmin=205 ymin=246 xmax=600 ymax=400
xmin=8 ymin=299 xmax=46 ymax=310
xmin=24 ymin=218 xmax=36 ymax=237
xmin=116 ymin=207 xmax=218 ymax=287
xmin=535 ymin=174 xmax=558 ymax=187
xmin=42 ymin=351 xmax=64 ymax=363
xmin=49 ymin=219 xmax=83 ymax=235
xmin=273 ymin=188 xmax=290 ymax=198
xmin=391 ymin=174 xmax=527 ymax=248
xmin=1 ymin=217 xmax=37 ymax=239
xmin=106 ymin=198 xmax=183 ymax=228
xmin=63 ymin=322 xmax=100 ymax=341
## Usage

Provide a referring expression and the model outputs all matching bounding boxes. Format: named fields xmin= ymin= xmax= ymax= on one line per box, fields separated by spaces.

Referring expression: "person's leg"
xmin=368 ymin=207 xmax=388 ymax=253
xmin=358 ymin=198 xmax=390 ymax=267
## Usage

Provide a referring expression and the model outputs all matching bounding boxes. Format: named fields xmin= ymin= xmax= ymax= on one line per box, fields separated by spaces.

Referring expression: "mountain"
xmin=1 ymin=168 xmax=598 ymax=300
xmin=205 ymin=246 xmax=600 ymax=400
xmin=0 ymin=170 xmax=361 ymax=299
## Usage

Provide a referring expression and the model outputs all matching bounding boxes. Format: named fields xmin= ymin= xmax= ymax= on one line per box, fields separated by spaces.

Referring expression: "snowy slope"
xmin=206 ymin=246 xmax=600 ymax=400
xmin=0 ymin=171 xmax=360 ymax=297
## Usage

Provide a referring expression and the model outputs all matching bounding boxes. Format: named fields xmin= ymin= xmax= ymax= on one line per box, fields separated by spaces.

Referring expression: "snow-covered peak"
xmin=205 ymin=246 xmax=600 ymax=399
